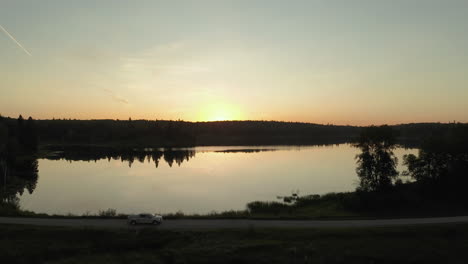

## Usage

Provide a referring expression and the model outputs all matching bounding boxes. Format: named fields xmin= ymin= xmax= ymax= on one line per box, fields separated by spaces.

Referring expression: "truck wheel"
xmin=152 ymin=220 xmax=160 ymax=225
xmin=130 ymin=220 xmax=136 ymax=225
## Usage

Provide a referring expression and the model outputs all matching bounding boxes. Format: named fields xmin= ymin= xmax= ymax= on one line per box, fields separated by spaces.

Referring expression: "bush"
xmin=246 ymin=201 xmax=291 ymax=215
xmin=98 ymin=208 xmax=117 ymax=217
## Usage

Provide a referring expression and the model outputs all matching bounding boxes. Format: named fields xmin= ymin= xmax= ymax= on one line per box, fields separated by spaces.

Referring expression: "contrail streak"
xmin=0 ymin=24 xmax=32 ymax=56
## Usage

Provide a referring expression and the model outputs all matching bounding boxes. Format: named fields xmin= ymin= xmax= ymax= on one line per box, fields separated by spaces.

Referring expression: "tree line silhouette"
xmin=0 ymin=116 xmax=461 ymax=148
xmin=0 ymin=117 xmax=362 ymax=147
xmin=0 ymin=115 xmax=38 ymax=211
xmin=354 ymin=123 xmax=468 ymax=211
xmin=403 ymin=123 xmax=468 ymax=200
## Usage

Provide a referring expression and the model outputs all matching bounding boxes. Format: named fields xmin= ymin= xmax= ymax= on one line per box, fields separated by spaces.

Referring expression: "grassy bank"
xmin=244 ymin=187 xmax=468 ymax=219
xmin=2 ymin=223 xmax=468 ymax=263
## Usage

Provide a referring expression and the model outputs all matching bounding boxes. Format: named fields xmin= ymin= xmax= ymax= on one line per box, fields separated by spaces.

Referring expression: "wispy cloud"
xmin=0 ymin=24 xmax=32 ymax=56
xmin=102 ymin=88 xmax=129 ymax=104
xmin=120 ymin=42 xmax=213 ymax=75
xmin=118 ymin=41 xmax=214 ymax=95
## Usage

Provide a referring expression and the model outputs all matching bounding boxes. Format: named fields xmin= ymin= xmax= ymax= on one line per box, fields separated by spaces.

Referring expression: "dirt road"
xmin=2 ymin=216 xmax=468 ymax=229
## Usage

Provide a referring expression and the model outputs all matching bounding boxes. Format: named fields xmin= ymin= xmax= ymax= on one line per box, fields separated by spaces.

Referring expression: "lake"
xmin=18 ymin=144 xmax=417 ymax=215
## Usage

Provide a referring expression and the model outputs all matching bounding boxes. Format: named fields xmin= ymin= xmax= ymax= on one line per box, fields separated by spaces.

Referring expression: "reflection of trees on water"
xmin=0 ymin=157 xmax=39 ymax=205
xmin=214 ymin=149 xmax=277 ymax=153
xmin=46 ymin=149 xmax=196 ymax=168
xmin=43 ymin=144 xmax=347 ymax=168
xmin=121 ymin=150 xmax=195 ymax=168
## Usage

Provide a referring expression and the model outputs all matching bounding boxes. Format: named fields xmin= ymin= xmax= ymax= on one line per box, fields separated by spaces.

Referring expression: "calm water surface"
xmin=19 ymin=144 xmax=416 ymax=215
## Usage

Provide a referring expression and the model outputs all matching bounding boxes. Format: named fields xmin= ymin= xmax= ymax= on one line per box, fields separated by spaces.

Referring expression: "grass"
xmin=2 ymin=223 xmax=468 ymax=263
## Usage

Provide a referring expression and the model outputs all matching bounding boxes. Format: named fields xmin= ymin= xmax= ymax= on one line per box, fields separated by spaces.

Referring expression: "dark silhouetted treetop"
xmin=403 ymin=123 xmax=468 ymax=199
xmin=354 ymin=125 xmax=399 ymax=192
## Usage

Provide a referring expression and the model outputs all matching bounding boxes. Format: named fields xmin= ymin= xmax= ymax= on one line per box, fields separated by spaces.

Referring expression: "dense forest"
xmin=0 ymin=115 xmax=38 ymax=208
xmin=0 ymin=115 xmax=463 ymax=149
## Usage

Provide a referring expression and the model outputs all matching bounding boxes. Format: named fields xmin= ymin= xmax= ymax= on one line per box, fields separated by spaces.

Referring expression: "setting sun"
xmin=198 ymin=103 xmax=243 ymax=121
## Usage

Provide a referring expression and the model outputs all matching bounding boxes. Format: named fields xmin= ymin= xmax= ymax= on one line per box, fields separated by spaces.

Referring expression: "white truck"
xmin=127 ymin=213 xmax=163 ymax=225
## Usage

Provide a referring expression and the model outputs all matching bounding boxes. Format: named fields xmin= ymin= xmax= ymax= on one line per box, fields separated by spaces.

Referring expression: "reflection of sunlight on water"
xmin=19 ymin=145 xmax=417 ymax=215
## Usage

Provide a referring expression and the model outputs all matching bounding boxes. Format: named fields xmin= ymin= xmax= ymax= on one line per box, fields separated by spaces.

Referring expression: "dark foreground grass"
xmin=2 ymin=224 xmax=468 ymax=264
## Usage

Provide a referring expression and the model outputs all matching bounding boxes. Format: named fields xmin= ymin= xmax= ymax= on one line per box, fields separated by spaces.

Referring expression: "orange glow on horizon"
xmin=2 ymin=109 xmax=466 ymax=126
xmin=197 ymin=102 xmax=244 ymax=122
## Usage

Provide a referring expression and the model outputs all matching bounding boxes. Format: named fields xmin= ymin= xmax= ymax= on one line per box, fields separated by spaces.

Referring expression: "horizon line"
xmin=1 ymin=115 xmax=465 ymax=127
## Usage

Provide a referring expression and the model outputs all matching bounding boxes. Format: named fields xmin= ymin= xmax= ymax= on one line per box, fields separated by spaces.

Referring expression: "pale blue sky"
xmin=1 ymin=0 xmax=467 ymax=124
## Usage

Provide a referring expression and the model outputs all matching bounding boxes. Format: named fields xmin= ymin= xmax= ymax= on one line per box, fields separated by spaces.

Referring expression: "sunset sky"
xmin=1 ymin=0 xmax=467 ymax=125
